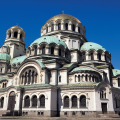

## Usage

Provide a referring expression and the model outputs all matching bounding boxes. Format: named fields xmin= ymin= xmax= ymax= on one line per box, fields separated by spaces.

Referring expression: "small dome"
xmin=30 ymin=36 xmax=67 ymax=48
xmin=0 ymin=53 xmax=11 ymax=61
xmin=81 ymin=42 xmax=106 ymax=52
xmin=10 ymin=25 xmax=23 ymax=31
xmin=46 ymin=14 xmax=81 ymax=24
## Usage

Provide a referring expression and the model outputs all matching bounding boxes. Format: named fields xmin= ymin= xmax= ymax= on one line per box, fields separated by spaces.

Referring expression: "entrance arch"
xmin=8 ymin=91 xmax=15 ymax=111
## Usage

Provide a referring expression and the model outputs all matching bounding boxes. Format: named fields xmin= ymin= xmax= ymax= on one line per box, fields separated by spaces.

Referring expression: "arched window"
xmin=25 ymin=72 xmax=27 ymax=84
xmin=58 ymin=23 xmax=61 ymax=30
xmin=78 ymin=75 xmax=80 ymax=82
xmin=80 ymin=95 xmax=86 ymax=107
xmin=28 ymin=70 xmax=31 ymax=84
xmin=64 ymin=96 xmax=69 ymax=108
xmin=51 ymin=24 xmax=54 ymax=31
xmin=9 ymin=32 xmax=11 ymax=38
xmin=51 ymin=47 xmax=54 ymax=55
xmin=2 ymin=83 xmax=4 ymax=88
xmin=32 ymin=95 xmax=37 ymax=107
xmin=59 ymin=76 xmax=61 ymax=82
xmin=35 ymin=46 xmax=37 ymax=55
xmin=24 ymin=96 xmax=30 ymax=107
xmin=91 ymin=53 xmax=94 ymax=60
xmin=32 ymin=71 xmax=35 ymax=84
xmin=59 ymin=49 xmax=61 ymax=56
xmin=85 ymin=75 xmax=88 ymax=81
xmin=98 ymin=53 xmax=101 ymax=60
xmin=78 ymin=27 xmax=80 ymax=33
xmin=65 ymin=23 xmax=68 ymax=30
xmin=72 ymin=24 xmax=75 ymax=31
xmin=118 ymin=78 xmax=120 ymax=87
xmin=72 ymin=95 xmax=77 ymax=107
xmin=14 ymin=32 xmax=18 ymax=38
xmin=1 ymin=97 xmax=4 ymax=108
xmin=46 ymin=27 xmax=48 ymax=33
xmin=100 ymin=88 xmax=106 ymax=99
xmin=40 ymin=95 xmax=45 ymax=107
xmin=20 ymin=34 xmax=22 ymax=39
xmin=42 ymin=46 xmax=45 ymax=54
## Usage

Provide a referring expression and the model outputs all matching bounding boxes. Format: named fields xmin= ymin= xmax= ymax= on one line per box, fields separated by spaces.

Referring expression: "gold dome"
xmin=46 ymin=14 xmax=81 ymax=24
xmin=10 ymin=25 xmax=23 ymax=31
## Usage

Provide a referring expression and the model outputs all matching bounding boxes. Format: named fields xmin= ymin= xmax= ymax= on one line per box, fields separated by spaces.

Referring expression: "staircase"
xmin=98 ymin=114 xmax=120 ymax=118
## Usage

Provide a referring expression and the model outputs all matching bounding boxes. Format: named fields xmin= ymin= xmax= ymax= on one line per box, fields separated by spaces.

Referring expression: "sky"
xmin=0 ymin=0 xmax=120 ymax=69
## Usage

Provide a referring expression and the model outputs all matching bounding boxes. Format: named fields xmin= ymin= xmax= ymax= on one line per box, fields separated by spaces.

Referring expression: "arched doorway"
xmin=8 ymin=91 xmax=15 ymax=111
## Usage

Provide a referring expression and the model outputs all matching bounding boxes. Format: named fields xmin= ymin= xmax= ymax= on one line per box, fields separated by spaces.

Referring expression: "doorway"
xmin=8 ymin=91 xmax=15 ymax=111
xmin=101 ymin=103 xmax=107 ymax=114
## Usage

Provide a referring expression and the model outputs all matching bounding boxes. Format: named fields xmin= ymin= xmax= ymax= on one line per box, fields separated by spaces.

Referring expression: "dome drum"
xmin=5 ymin=25 xmax=25 ymax=43
xmin=41 ymin=14 xmax=86 ymax=36
xmin=26 ymin=36 xmax=69 ymax=60
xmin=81 ymin=42 xmax=111 ymax=63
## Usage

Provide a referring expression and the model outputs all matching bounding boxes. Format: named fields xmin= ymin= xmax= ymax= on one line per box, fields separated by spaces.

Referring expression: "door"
xmin=101 ymin=103 xmax=107 ymax=114
xmin=8 ymin=91 xmax=15 ymax=111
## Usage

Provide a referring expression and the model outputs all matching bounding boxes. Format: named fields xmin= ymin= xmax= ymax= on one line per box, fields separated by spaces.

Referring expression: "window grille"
xmin=72 ymin=96 xmax=77 ymax=107
xmin=1 ymin=97 xmax=4 ymax=108
xmin=72 ymin=24 xmax=75 ymax=31
xmin=91 ymin=53 xmax=94 ymax=60
xmin=51 ymin=47 xmax=54 ymax=55
xmin=78 ymin=27 xmax=80 ymax=33
xmin=32 ymin=95 xmax=37 ymax=107
xmin=80 ymin=95 xmax=86 ymax=107
xmin=42 ymin=46 xmax=45 ymax=54
xmin=65 ymin=23 xmax=68 ymax=30
xmin=64 ymin=96 xmax=69 ymax=108
xmin=24 ymin=96 xmax=30 ymax=107
xmin=51 ymin=24 xmax=54 ymax=31
xmin=58 ymin=23 xmax=61 ymax=30
xmin=118 ymin=78 xmax=120 ymax=87
xmin=40 ymin=95 xmax=45 ymax=107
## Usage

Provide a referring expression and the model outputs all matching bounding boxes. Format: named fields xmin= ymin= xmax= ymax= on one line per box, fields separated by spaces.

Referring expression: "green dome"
xmin=81 ymin=42 xmax=106 ymax=52
xmin=0 ymin=53 xmax=11 ymax=61
xmin=112 ymin=69 xmax=120 ymax=76
xmin=30 ymin=36 xmax=67 ymax=48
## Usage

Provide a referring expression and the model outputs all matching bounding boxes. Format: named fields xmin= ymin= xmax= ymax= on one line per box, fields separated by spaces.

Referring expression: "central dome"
xmin=46 ymin=14 xmax=81 ymax=23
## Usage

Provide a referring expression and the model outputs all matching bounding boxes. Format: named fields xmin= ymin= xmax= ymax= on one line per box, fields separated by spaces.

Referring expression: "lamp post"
xmin=13 ymin=93 xmax=17 ymax=118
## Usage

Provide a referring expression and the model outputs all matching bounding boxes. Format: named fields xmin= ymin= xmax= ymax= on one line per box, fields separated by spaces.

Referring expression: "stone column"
xmin=17 ymin=30 xmax=21 ymax=39
xmin=101 ymin=53 xmax=105 ymax=61
xmin=77 ymin=98 xmax=79 ymax=109
xmin=94 ymin=52 xmax=98 ymax=60
xmin=83 ymin=74 xmax=85 ymax=82
xmin=37 ymin=98 xmax=39 ymax=108
xmin=54 ymin=23 xmax=57 ymax=31
xmin=75 ymin=24 xmax=78 ymax=32
xmin=68 ymin=22 xmax=72 ymax=31
xmin=23 ymin=76 xmax=25 ymax=85
xmin=11 ymin=29 xmax=14 ymax=38
xmin=61 ymin=21 xmax=65 ymax=30
xmin=30 ymin=73 xmax=32 ymax=84
xmin=80 ymin=75 xmax=82 ymax=82
xmin=69 ymin=99 xmax=71 ymax=108
xmin=54 ymin=48 xmax=59 ymax=55
xmin=86 ymin=52 xmax=89 ymax=60
xmin=62 ymin=99 xmax=64 ymax=108
xmin=30 ymin=99 xmax=32 ymax=108
xmin=26 ymin=74 xmax=29 ymax=85
xmin=22 ymin=99 xmax=24 ymax=108
xmin=6 ymin=33 xmax=9 ymax=39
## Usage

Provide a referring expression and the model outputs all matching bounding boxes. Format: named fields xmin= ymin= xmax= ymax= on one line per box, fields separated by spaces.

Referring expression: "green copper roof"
xmin=10 ymin=55 xmax=26 ymax=66
xmin=30 ymin=36 xmax=67 ymax=48
xmin=19 ymin=84 xmax=51 ymax=88
xmin=0 ymin=53 xmax=11 ymax=61
xmin=0 ymin=77 xmax=9 ymax=82
xmin=81 ymin=42 xmax=106 ymax=52
xmin=112 ymin=69 xmax=120 ymax=76
xmin=71 ymin=66 xmax=91 ymax=73
xmin=29 ymin=59 xmax=45 ymax=68
xmin=3 ymin=44 xmax=8 ymax=47
xmin=63 ymin=63 xmax=75 ymax=68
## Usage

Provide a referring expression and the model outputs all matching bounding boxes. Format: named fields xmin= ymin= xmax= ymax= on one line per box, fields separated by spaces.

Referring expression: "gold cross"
xmin=62 ymin=11 xmax=64 ymax=14
xmin=16 ymin=23 xmax=18 ymax=26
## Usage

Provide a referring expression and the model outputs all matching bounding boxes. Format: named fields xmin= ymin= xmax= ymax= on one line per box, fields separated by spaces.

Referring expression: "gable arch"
xmin=61 ymin=93 xmax=70 ymax=100
xmin=38 ymin=93 xmax=48 ymax=99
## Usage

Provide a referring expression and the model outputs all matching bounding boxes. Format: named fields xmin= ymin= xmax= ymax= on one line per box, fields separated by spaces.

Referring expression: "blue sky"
xmin=0 ymin=0 xmax=120 ymax=69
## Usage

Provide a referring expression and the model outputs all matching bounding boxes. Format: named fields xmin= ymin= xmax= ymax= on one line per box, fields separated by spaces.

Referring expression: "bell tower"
xmin=4 ymin=24 xmax=26 ymax=58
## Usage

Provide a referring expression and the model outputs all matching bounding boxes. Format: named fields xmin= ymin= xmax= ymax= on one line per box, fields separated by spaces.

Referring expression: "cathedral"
xmin=0 ymin=13 xmax=120 ymax=117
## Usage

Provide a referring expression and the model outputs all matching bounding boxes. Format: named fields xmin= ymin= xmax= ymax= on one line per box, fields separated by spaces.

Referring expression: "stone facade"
xmin=0 ymin=13 xmax=120 ymax=117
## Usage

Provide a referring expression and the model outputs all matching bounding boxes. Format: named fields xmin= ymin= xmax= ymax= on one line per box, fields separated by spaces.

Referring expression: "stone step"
xmin=98 ymin=114 xmax=120 ymax=118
